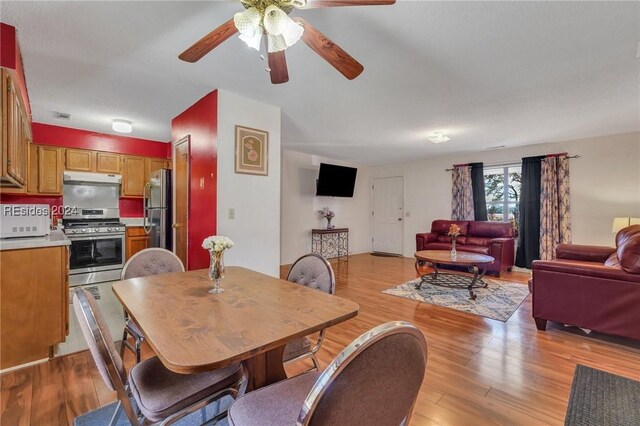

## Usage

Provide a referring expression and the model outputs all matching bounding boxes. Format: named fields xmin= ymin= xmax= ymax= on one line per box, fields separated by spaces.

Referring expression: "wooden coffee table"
xmin=414 ymin=250 xmax=495 ymax=300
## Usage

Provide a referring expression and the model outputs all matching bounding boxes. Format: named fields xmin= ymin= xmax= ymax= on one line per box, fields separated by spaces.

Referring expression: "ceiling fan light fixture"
xmin=263 ymin=5 xmax=303 ymax=52
xmin=234 ymin=7 xmax=263 ymax=51
xmin=427 ymin=132 xmax=450 ymax=144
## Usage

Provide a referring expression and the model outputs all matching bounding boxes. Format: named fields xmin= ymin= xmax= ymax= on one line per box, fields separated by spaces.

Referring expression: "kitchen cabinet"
xmin=96 ymin=152 xmax=121 ymax=174
xmin=145 ymin=157 xmax=169 ymax=183
xmin=37 ymin=146 xmax=63 ymax=194
xmin=1 ymin=68 xmax=30 ymax=188
xmin=126 ymin=226 xmax=149 ymax=260
xmin=0 ymin=245 xmax=69 ymax=369
xmin=65 ymin=148 xmax=95 ymax=172
xmin=122 ymin=156 xmax=146 ymax=197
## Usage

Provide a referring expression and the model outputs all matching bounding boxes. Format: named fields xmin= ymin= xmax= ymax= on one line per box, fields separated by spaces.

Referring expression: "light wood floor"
xmin=3 ymin=254 xmax=640 ymax=425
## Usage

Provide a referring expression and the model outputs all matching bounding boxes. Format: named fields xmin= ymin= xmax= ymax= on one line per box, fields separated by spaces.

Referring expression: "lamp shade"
xmin=612 ymin=217 xmax=640 ymax=233
xmin=263 ymin=5 xmax=303 ymax=52
xmin=234 ymin=7 xmax=263 ymax=51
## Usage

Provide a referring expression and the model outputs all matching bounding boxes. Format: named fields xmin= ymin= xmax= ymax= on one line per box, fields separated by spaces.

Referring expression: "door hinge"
xmin=371 ymin=211 xmax=374 ymax=216
xmin=372 ymin=184 xmax=374 ymax=190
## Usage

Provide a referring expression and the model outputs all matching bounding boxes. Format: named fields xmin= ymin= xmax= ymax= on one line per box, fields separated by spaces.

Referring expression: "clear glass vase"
xmin=208 ymin=250 xmax=225 ymax=294
xmin=451 ymin=238 xmax=457 ymax=257
xmin=326 ymin=217 xmax=332 ymax=229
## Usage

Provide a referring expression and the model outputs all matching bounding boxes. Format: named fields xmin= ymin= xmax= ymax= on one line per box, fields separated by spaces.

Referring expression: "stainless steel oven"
xmin=65 ymin=219 xmax=125 ymax=286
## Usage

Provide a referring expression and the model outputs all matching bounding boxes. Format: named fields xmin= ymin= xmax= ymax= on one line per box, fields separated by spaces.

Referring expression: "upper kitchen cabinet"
xmin=96 ymin=152 xmax=121 ymax=174
xmin=37 ymin=146 xmax=63 ymax=194
xmin=145 ymin=157 xmax=169 ymax=182
xmin=1 ymin=69 xmax=30 ymax=188
xmin=122 ymin=155 xmax=146 ymax=197
xmin=65 ymin=148 xmax=95 ymax=171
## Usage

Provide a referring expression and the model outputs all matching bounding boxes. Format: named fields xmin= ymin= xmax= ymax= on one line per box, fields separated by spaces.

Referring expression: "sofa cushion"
xmin=465 ymin=236 xmax=492 ymax=247
xmin=616 ymin=225 xmax=640 ymax=247
xmin=436 ymin=235 xmax=467 ymax=245
xmin=618 ymin=234 xmax=640 ymax=274
xmin=468 ymin=221 xmax=514 ymax=238
xmin=423 ymin=243 xmax=489 ymax=255
xmin=431 ymin=220 xmax=469 ymax=236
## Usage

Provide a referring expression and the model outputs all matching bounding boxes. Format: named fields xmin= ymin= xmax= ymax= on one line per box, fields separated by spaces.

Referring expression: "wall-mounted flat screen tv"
xmin=316 ymin=163 xmax=357 ymax=197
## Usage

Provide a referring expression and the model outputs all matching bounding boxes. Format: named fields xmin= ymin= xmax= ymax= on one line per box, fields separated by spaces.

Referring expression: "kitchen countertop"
xmin=121 ymin=217 xmax=145 ymax=227
xmin=0 ymin=230 xmax=71 ymax=251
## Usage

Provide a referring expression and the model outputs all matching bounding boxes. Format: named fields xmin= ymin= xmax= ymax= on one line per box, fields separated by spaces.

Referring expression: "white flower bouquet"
xmin=202 ymin=236 xmax=234 ymax=252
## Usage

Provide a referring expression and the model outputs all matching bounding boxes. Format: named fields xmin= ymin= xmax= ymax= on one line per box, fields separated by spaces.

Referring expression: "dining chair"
xmin=73 ymin=288 xmax=246 ymax=426
xmin=119 ymin=248 xmax=185 ymax=363
xmin=283 ymin=253 xmax=336 ymax=372
xmin=228 ymin=321 xmax=427 ymax=426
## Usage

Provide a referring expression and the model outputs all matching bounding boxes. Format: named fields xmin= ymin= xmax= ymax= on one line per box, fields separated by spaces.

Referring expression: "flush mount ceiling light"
xmin=112 ymin=119 xmax=132 ymax=134
xmin=427 ymin=132 xmax=451 ymax=144
xmin=178 ymin=0 xmax=395 ymax=84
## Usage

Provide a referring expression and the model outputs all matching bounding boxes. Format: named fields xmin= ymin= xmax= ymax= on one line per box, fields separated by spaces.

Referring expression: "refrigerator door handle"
xmin=143 ymin=183 xmax=152 ymax=235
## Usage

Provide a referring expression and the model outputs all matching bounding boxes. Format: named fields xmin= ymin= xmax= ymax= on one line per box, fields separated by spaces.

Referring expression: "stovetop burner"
xmin=63 ymin=218 xmax=125 ymax=235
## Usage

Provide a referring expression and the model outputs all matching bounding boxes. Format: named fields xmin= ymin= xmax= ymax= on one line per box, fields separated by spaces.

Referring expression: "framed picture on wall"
xmin=235 ymin=125 xmax=269 ymax=176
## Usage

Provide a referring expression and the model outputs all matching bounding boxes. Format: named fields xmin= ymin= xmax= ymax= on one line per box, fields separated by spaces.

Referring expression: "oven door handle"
xmin=67 ymin=234 xmax=125 ymax=241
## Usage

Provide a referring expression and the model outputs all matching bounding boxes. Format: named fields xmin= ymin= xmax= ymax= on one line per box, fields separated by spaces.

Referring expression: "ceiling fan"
xmin=178 ymin=0 xmax=396 ymax=84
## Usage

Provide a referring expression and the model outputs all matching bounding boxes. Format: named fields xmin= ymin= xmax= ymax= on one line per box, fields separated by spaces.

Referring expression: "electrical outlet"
xmin=228 ymin=208 xmax=235 ymax=220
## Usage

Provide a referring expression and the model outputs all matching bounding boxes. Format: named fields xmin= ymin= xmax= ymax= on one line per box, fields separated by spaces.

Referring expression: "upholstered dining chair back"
xmin=73 ymin=288 xmax=141 ymax=425
xmin=121 ymin=248 xmax=185 ymax=280
xmin=297 ymin=321 xmax=428 ymax=426
xmin=287 ymin=253 xmax=335 ymax=295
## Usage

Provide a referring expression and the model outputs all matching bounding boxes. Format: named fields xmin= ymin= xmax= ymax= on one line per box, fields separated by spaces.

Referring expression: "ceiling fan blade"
xmin=179 ymin=19 xmax=238 ymax=63
xmin=268 ymin=51 xmax=290 ymax=84
xmin=301 ymin=0 xmax=395 ymax=8
xmin=295 ymin=18 xmax=364 ymax=80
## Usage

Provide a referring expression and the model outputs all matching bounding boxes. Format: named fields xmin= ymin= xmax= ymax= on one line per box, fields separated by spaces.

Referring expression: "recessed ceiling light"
xmin=427 ymin=132 xmax=450 ymax=144
xmin=112 ymin=119 xmax=132 ymax=134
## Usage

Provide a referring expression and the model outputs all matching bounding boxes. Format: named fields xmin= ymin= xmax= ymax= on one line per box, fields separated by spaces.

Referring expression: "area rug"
xmin=565 ymin=365 xmax=640 ymax=426
xmin=74 ymin=396 xmax=233 ymax=425
xmin=382 ymin=276 xmax=529 ymax=322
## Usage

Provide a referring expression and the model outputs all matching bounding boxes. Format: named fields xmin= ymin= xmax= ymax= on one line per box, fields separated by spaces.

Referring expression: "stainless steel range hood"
xmin=63 ymin=171 xmax=122 ymax=185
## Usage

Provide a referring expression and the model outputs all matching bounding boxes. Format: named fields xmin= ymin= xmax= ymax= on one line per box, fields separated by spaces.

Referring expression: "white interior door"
xmin=372 ymin=176 xmax=404 ymax=255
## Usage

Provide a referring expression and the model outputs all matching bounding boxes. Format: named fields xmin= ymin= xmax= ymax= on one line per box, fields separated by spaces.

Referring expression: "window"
xmin=484 ymin=166 xmax=521 ymax=232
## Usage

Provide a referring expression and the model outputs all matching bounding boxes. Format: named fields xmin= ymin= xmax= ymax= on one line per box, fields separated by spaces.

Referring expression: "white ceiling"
xmin=2 ymin=1 xmax=639 ymax=165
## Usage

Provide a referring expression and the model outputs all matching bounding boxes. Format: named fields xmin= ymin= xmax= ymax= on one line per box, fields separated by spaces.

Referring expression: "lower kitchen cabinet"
xmin=0 ymin=245 xmax=69 ymax=370
xmin=126 ymin=226 xmax=149 ymax=260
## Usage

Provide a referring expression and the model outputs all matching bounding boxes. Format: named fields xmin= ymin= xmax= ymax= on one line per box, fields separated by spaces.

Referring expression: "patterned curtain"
xmin=451 ymin=165 xmax=474 ymax=221
xmin=540 ymin=155 xmax=571 ymax=260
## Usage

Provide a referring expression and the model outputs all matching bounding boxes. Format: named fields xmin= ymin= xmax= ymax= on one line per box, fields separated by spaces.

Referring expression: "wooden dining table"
xmin=111 ymin=266 xmax=359 ymax=390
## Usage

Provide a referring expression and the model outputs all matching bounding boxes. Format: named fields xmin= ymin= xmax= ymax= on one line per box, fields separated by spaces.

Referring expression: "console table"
xmin=312 ymin=228 xmax=349 ymax=261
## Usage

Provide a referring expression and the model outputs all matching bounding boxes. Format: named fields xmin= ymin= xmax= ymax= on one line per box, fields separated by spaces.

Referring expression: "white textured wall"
xmin=371 ymin=132 xmax=640 ymax=256
xmin=280 ymin=150 xmax=372 ymax=265
xmin=217 ymin=90 xmax=281 ymax=277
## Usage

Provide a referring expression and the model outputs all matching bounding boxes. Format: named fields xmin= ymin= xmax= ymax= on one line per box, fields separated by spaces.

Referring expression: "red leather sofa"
xmin=416 ymin=220 xmax=515 ymax=276
xmin=532 ymin=225 xmax=640 ymax=340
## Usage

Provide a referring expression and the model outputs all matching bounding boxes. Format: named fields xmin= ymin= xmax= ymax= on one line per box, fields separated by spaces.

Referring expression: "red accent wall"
xmin=1 ymin=22 xmax=31 ymax=118
xmin=171 ymin=90 xmax=218 ymax=271
xmin=32 ymin=123 xmax=170 ymax=158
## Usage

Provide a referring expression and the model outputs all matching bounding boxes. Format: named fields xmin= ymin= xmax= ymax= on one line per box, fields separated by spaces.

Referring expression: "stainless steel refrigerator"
xmin=144 ymin=169 xmax=172 ymax=250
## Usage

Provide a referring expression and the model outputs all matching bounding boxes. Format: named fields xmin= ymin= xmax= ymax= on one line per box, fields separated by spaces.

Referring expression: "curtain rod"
xmin=444 ymin=154 xmax=581 ymax=172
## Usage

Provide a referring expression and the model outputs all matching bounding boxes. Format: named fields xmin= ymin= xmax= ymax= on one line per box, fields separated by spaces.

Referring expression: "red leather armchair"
xmin=532 ymin=225 xmax=640 ymax=340
xmin=416 ymin=220 xmax=515 ymax=276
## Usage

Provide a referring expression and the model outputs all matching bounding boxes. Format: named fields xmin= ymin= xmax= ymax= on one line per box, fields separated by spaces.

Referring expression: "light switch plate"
xmin=228 ymin=208 xmax=235 ymax=220
xmin=200 ymin=177 xmax=205 ymax=189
